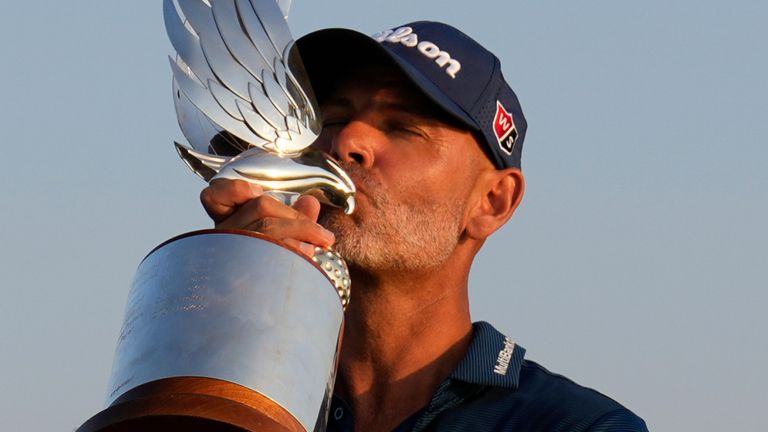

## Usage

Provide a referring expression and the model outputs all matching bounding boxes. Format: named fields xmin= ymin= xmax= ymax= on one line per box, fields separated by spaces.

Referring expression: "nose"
xmin=331 ymin=120 xmax=378 ymax=168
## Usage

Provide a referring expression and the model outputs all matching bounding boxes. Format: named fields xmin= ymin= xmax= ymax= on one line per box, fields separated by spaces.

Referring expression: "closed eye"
xmin=384 ymin=121 xmax=428 ymax=139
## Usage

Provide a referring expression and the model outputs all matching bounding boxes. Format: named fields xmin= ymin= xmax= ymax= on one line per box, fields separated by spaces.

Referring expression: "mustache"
xmin=335 ymin=162 xmax=371 ymax=186
xmin=331 ymin=162 xmax=386 ymax=209
xmin=336 ymin=162 xmax=376 ymax=191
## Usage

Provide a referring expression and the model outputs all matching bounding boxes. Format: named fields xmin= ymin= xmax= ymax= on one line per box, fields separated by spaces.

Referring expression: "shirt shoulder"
xmin=512 ymin=359 xmax=648 ymax=431
xmin=330 ymin=321 xmax=648 ymax=432
xmin=424 ymin=361 xmax=648 ymax=431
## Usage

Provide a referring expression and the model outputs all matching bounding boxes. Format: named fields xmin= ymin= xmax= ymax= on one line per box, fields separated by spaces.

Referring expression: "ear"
xmin=464 ymin=168 xmax=525 ymax=240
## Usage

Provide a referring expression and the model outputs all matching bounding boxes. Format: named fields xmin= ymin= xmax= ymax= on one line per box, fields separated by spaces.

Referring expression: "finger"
xmin=282 ymin=239 xmax=318 ymax=259
xmin=201 ymin=179 xmax=263 ymax=223
xmin=292 ymin=195 xmax=321 ymax=223
xmin=215 ymin=195 xmax=335 ymax=246
xmin=216 ymin=194 xmax=307 ymax=229
xmin=236 ymin=216 xmax=335 ymax=247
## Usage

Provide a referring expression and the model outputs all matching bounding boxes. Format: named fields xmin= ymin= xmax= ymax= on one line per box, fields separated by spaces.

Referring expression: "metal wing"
xmin=164 ymin=0 xmax=320 ymax=157
xmin=276 ymin=0 xmax=292 ymax=18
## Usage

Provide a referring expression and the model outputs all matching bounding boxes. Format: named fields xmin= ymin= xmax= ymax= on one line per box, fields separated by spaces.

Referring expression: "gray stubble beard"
xmin=318 ymin=171 xmax=465 ymax=274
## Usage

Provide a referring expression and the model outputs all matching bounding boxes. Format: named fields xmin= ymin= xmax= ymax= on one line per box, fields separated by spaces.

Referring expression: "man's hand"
xmin=200 ymin=179 xmax=336 ymax=257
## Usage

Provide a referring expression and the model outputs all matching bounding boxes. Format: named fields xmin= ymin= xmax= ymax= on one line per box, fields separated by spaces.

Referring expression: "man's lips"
xmin=327 ymin=161 xmax=378 ymax=210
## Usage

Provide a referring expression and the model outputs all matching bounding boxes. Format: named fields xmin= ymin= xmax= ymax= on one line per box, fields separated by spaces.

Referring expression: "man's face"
xmin=312 ymin=66 xmax=491 ymax=274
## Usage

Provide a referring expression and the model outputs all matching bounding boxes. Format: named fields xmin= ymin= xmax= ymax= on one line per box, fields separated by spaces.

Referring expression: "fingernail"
xmin=320 ymin=227 xmax=335 ymax=244
xmin=299 ymin=242 xmax=316 ymax=258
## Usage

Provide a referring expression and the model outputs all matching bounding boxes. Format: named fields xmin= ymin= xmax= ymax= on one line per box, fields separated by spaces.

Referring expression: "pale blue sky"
xmin=1 ymin=1 xmax=766 ymax=431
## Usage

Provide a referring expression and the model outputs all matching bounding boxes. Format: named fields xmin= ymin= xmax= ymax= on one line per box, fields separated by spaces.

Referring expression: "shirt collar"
xmin=449 ymin=321 xmax=526 ymax=389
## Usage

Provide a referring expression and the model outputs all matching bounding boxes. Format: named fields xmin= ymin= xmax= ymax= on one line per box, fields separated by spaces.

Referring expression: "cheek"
xmin=427 ymin=160 xmax=479 ymax=208
xmin=378 ymin=156 xmax=461 ymax=205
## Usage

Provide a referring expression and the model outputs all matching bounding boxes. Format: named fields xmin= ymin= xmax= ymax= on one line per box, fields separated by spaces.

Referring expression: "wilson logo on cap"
xmin=493 ymin=101 xmax=518 ymax=155
xmin=372 ymin=26 xmax=462 ymax=78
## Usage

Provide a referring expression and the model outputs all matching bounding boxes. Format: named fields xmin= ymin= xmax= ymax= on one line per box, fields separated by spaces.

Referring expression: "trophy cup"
xmin=77 ymin=1 xmax=354 ymax=431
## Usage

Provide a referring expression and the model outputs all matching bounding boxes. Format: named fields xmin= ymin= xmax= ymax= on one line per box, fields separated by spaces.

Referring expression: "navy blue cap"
xmin=297 ymin=21 xmax=527 ymax=169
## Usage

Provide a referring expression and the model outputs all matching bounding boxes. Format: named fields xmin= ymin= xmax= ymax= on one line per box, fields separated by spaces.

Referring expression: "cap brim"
xmin=296 ymin=28 xmax=479 ymax=131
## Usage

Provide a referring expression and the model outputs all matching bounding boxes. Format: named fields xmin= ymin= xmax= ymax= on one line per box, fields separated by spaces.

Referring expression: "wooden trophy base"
xmin=77 ymin=377 xmax=306 ymax=432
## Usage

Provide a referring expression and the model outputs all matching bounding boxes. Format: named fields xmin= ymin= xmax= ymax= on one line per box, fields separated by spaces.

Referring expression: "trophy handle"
xmin=175 ymin=142 xmax=356 ymax=214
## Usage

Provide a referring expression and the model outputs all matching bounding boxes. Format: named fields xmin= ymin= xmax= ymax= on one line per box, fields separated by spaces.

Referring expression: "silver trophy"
xmin=78 ymin=1 xmax=354 ymax=431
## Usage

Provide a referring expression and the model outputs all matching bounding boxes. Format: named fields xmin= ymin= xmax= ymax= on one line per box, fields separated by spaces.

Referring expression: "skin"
xmin=200 ymin=66 xmax=525 ymax=431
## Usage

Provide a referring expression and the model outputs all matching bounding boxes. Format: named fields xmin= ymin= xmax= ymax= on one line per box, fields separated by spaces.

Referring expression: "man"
xmin=201 ymin=21 xmax=648 ymax=432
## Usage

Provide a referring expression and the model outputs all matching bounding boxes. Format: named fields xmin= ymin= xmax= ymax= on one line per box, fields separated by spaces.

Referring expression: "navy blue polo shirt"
xmin=327 ymin=322 xmax=648 ymax=431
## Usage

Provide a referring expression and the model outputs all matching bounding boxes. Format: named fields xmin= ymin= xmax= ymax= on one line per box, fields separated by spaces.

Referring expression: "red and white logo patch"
xmin=493 ymin=101 xmax=518 ymax=156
